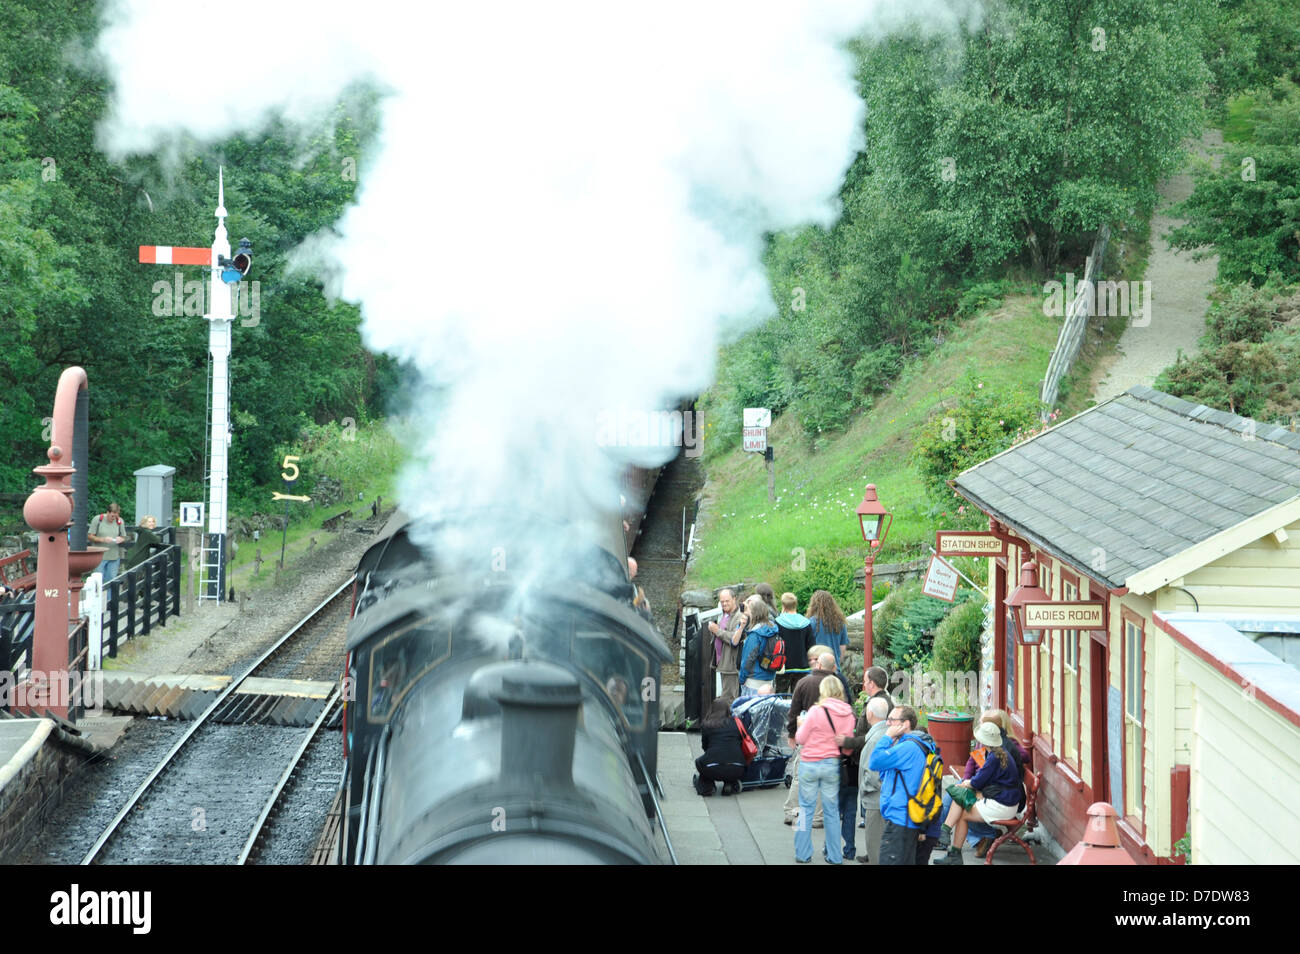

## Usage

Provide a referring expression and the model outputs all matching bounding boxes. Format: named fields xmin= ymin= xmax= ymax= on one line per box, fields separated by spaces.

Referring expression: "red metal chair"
xmin=985 ymin=767 xmax=1042 ymax=865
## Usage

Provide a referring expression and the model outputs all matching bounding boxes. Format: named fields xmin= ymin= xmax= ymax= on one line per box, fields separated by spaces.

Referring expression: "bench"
xmin=985 ymin=766 xmax=1042 ymax=865
xmin=0 ymin=551 xmax=36 ymax=593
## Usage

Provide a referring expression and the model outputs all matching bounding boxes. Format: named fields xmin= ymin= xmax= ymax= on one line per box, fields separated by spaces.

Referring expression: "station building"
xmin=953 ymin=386 xmax=1300 ymax=864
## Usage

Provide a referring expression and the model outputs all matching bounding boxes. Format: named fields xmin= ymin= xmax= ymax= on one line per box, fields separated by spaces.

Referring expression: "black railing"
xmin=0 ymin=595 xmax=34 ymax=678
xmin=104 ymin=544 xmax=181 ymax=659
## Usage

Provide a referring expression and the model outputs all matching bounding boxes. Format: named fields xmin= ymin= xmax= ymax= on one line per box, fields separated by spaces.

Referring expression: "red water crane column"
xmin=21 ymin=367 xmax=102 ymax=719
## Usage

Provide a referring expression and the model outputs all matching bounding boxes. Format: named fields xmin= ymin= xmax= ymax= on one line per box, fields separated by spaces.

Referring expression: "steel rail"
xmin=238 ymin=687 xmax=340 ymax=864
xmin=79 ymin=575 xmax=356 ymax=865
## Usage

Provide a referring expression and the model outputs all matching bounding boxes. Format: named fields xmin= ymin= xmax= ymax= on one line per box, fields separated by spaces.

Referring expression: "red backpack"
xmin=758 ymin=632 xmax=786 ymax=672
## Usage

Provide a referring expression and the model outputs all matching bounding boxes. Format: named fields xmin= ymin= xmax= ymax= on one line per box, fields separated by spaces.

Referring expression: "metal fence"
xmin=103 ymin=544 xmax=182 ymax=659
xmin=1041 ymin=225 xmax=1111 ymax=416
xmin=0 ymin=543 xmax=180 ymax=713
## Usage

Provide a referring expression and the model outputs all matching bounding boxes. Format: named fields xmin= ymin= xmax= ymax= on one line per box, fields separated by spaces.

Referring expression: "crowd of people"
xmin=693 ymin=584 xmax=1028 ymax=865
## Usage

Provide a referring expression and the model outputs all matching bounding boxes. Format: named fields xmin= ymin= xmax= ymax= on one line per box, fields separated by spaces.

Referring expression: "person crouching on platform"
xmin=694 ymin=696 xmax=745 ymax=797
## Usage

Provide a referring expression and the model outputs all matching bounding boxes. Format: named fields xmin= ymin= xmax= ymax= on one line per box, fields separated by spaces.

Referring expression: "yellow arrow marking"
xmin=271 ymin=492 xmax=312 ymax=502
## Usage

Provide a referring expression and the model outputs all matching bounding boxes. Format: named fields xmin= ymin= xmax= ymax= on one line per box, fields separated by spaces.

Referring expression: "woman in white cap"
xmin=931 ymin=720 xmax=1025 ymax=865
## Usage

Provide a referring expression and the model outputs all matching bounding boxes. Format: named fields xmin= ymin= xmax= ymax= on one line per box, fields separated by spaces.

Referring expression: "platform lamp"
xmin=1005 ymin=559 xmax=1049 ymax=646
xmin=855 ymin=484 xmax=891 ymax=676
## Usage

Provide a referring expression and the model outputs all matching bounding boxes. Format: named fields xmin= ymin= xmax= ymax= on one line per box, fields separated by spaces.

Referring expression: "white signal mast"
xmin=139 ymin=167 xmax=251 ymax=602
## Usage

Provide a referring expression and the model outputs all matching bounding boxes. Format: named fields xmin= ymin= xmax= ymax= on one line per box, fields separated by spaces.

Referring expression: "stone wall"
xmin=0 ymin=723 xmax=82 ymax=864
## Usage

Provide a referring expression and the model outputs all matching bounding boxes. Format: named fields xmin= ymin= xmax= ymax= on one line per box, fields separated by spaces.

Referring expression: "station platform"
xmin=657 ymin=731 xmax=1062 ymax=866
xmin=0 ymin=713 xmax=131 ymax=860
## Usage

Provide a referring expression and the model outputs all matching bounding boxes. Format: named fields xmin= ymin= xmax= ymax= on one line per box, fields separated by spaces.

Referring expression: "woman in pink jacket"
xmin=793 ymin=677 xmax=857 ymax=864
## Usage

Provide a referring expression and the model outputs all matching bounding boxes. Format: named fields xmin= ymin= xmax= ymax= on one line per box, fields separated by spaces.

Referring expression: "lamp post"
xmin=855 ymin=484 xmax=891 ymax=676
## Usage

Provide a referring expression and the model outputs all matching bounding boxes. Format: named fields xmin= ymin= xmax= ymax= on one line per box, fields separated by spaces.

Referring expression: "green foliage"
xmin=711 ymin=0 xmax=1208 ymax=451
xmin=912 ymin=375 xmax=1042 ymax=503
xmin=932 ymin=597 xmax=986 ymax=676
xmin=275 ymin=419 xmax=403 ymax=507
xmin=777 ymin=550 xmax=865 ymax=615
xmin=1168 ymin=78 xmax=1300 ymax=286
xmin=1173 ymin=830 xmax=1192 ymax=863
xmin=0 ymin=4 xmax=397 ymax=516
xmin=856 ymin=1 xmax=1208 ymax=278
xmin=1201 ymin=0 xmax=1300 ymax=100
xmin=873 ymin=579 xmax=975 ymax=671
xmin=1155 ymin=283 xmax=1300 ymax=421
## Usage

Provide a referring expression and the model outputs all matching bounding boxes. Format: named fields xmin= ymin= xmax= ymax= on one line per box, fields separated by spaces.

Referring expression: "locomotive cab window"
xmin=366 ymin=619 xmax=453 ymax=723
xmin=573 ymin=624 xmax=652 ymax=731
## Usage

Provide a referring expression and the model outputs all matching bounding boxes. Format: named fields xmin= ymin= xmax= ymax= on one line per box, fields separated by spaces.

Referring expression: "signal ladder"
xmin=198 ymin=353 xmax=227 ymax=602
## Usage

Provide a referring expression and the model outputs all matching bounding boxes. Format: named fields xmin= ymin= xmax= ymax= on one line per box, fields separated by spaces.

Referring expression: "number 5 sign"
xmin=282 ymin=455 xmax=300 ymax=482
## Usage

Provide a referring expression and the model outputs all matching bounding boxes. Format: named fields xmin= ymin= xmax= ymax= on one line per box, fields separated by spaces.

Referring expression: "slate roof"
xmin=953 ymin=387 xmax=1300 ymax=590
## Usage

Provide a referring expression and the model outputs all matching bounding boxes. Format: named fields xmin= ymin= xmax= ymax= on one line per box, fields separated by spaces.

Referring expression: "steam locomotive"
xmin=338 ymin=507 xmax=672 ymax=864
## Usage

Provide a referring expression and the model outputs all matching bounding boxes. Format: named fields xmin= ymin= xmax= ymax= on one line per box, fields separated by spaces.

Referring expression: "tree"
xmin=857 ymin=0 xmax=1210 ymax=276
xmin=1167 ymin=78 xmax=1300 ymax=285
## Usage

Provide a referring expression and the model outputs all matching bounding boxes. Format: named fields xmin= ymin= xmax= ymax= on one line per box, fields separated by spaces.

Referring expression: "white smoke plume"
xmin=97 ymin=1 xmax=970 ymax=572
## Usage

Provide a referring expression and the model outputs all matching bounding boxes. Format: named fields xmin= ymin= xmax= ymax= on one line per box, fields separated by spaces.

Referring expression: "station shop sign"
xmin=935 ymin=530 xmax=1007 ymax=558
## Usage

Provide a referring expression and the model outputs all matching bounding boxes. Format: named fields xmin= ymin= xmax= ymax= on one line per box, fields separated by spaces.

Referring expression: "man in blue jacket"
xmin=867 ymin=705 xmax=935 ymax=865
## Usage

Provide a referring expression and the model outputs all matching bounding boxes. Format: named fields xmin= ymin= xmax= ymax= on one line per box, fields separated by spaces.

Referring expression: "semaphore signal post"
xmin=139 ymin=168 xmax=252 ymax=603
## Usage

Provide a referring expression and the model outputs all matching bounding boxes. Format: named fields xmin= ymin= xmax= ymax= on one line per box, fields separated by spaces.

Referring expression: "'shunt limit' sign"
xmin=1023 ymin=601 xmax=1107 ymax=630
xmin=743 ymin=427 xmax=767 ymax=453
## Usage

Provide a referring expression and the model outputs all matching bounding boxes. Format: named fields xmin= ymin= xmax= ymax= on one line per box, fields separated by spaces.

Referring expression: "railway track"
xmin=80 ymin=577 xmax=354 ymax=866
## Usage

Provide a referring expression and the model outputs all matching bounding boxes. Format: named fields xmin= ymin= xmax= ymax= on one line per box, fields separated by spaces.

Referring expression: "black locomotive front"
xmin=340 ymin=512 xmax=671 ymax=864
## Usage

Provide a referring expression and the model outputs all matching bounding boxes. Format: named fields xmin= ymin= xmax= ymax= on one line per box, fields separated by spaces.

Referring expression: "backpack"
xmin=757 ymin=631 xmax=786 ymax=672
xmin=890 ymin=733 xmax=944 ymax=825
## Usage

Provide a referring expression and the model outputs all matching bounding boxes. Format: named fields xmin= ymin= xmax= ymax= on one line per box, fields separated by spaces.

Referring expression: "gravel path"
xmin=1093 ymin=130 xmax=1221 ymax=402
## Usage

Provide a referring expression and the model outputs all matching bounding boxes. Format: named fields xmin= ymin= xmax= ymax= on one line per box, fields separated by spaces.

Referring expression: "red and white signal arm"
xmin=139 ymin=246 xmax=213 ymax=266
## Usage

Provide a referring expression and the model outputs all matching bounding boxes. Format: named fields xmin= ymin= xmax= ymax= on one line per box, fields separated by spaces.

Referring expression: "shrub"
xmin=912 ymin=374 xmax=1042 ymax=503
xmin=874 ymin=580 xmax=975 ymax=671
xmin=932 ymin=597 xmax=986 ymax=676
xmin=778 ymin=550 xmax=865 ymax=615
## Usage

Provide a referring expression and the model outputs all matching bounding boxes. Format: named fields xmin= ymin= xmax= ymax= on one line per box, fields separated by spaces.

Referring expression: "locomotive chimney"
xmin=495 ymin=661 xmax=582 ymax=790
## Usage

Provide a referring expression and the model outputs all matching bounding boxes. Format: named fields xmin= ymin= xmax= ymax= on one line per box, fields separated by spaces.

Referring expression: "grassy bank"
xmin=686 ymin=289 xmax=1107 ymax=594
xmin=179 ymin=420 xmax=405 ymax=595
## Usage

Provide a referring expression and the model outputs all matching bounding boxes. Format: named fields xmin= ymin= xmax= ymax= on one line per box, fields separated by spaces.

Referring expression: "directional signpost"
xmin=277 ymin=455 xmax=311 ymax=569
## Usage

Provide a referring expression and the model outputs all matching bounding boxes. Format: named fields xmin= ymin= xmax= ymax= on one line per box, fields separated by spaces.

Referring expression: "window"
xmin=1123 ymin=613 xmax=1145 ymax=821
xmin=1061 ymin=577 xmax=1079 ymax=767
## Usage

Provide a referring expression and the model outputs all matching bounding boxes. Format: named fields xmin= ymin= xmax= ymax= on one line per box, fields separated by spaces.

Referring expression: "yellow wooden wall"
xmin=1178 ymin=518 xmax=1300 ymax=612
xmin=1176 ymin=644 xmax=1300 ymax=864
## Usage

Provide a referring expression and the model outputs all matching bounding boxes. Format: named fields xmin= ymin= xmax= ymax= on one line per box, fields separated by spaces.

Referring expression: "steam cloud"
xmin=96 ymin=1 xmax=967 ymax=571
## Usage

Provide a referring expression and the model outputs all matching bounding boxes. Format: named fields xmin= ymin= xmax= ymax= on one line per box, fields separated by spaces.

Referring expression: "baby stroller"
xmin=731 ymin=694 xmax=794 ymax=790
